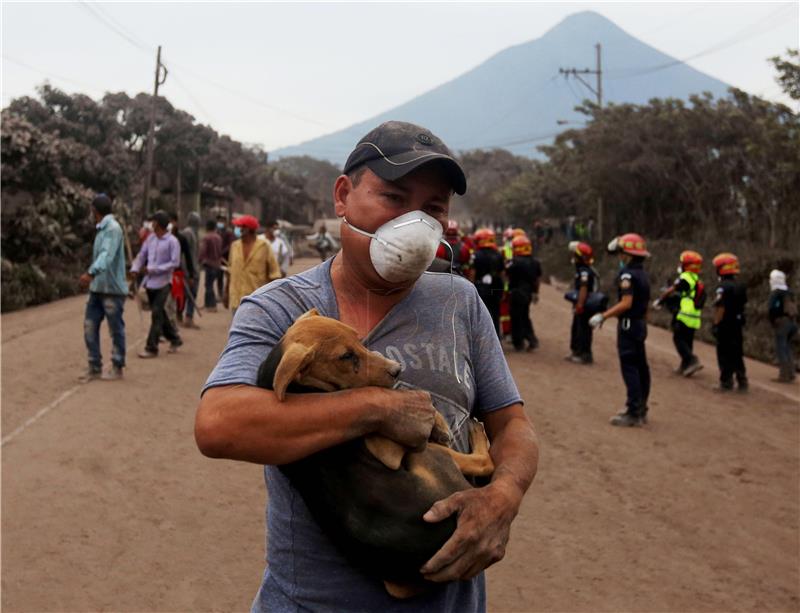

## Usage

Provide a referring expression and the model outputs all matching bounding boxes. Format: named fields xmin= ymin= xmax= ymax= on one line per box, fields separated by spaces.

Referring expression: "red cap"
xmin=232 ymin=215 xmax=259 ymax=231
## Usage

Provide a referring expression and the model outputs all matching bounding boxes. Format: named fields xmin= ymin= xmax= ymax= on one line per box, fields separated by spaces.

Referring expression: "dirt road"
xmin=2 ymin=258 xmax=798 ymax=612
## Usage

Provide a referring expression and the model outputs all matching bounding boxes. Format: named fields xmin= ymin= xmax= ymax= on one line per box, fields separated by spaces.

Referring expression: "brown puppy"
xmin=256 ymin=308 xmax=494 ymax=597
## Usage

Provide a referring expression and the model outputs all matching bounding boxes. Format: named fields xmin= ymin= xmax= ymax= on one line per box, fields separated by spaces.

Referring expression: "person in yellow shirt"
xmin=224 ymin=215 xmax=281 ymax=311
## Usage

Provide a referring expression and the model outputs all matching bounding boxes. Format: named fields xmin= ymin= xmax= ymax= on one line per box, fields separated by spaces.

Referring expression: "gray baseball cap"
xmin=343 ymin=121 xmax=467 ymax=195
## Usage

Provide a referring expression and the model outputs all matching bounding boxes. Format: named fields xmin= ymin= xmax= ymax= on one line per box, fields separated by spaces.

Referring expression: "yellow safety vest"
xmin=676 ymin=270 xmax=702 ymax=330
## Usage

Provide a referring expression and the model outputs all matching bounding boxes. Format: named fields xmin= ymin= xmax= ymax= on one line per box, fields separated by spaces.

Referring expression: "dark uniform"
xmin=570 ymin=264 xmax=598 ymax=362
xmin=473 ymin=248 xmax=505 ymax=337
xmin=616 ymin=261 xmax=651 ymax=419
xmin=507 ymin=254 xmax=542 ymax=351
xmin=714 ymin=277 xmax=748 ymax=390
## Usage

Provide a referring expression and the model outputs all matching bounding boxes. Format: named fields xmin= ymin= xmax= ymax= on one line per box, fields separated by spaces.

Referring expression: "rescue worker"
xmin=472 ymin=227 xmax=505 ymax=338
xmin=711 ymin=253 xmax=748 ymax=392
xmin=767 ymin=269 xmax=797 ymax=383
xmin=502 ymin=227 xmax=514 ymax=263
xmin=440 ymin=220 xmax=474 ymax=281
xmin=654 ymin=250 xmax=704 ymax=376
xmin=590 ymin=233 xmax=651 ymax=427
xmin=567 ymin=241 xmax=598 ymax=364
xmin=506 ymin=234 xmax=541 ymax=351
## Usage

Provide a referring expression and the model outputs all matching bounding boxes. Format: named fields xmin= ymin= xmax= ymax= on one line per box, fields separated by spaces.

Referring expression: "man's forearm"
xmin=484 ymin=406 xmax=539 ymax=507
xmin=196 ymin=384 xmax=392 ymax=465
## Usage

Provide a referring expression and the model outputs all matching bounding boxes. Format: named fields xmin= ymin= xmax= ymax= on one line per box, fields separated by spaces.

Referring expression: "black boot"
xmin=609 ymin=407 xmax=643 ymax=427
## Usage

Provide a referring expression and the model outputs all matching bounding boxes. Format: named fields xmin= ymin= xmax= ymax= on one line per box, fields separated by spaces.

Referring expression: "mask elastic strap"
xmin=440 ymin=238 xmax=462 ymax=384
xmin=342 ymin=217 xmax=390 ymax=247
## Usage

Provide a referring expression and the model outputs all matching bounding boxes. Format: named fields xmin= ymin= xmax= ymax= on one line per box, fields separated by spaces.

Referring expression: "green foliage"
xmin=769 ymin=48 xmax=800 ymax=101
xmin=495 ymin=89 xmax=799 ymax=249
xmin=272 ymin=156 xmax=341 ymax=218
xmin=456 ymin=149 xmax=535 ymax=221
xmin=1 ymin=84 xmax=329 ymax=311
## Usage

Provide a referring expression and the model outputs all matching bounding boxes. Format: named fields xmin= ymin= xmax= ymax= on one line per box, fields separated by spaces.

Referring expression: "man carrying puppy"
xmin=195 ymin=121 xmax=539 ymax=612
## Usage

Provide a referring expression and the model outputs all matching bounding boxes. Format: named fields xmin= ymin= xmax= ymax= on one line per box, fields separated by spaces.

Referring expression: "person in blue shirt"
xmin=78 ymin=194 xmax=128 ymax=382
xmin=590 ymin=233 xmax=652 ymax=427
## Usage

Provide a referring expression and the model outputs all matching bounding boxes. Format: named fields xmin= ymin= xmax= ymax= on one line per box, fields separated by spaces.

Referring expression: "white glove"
xmin=589 ymin=313 xmax=605 ymax=329
xmin=652 ymin=299 xmax=662 ymax=310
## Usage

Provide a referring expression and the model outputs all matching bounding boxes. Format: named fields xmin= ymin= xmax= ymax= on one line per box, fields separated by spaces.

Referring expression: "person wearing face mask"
xmin=223 ymin=214 xmax=281 ymax=312
xmin=589 ymin=233 xmax=652 ymax=427
xmin=131 ymin=210 xmax=183 ymax=358
xmin=767 ymin=269 xmax=798 ymax=383
xmin=195 ymin=121 xmax=539 ymax=613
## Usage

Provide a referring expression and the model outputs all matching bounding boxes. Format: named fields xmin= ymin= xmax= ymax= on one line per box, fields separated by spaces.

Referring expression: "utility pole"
xmin=558 ymin=43 xmax=602 ymax=107
xmin=559 ymin=43 xmax=604 ymax=241
xmin=142 ymin=45 xmax=168 ymax=220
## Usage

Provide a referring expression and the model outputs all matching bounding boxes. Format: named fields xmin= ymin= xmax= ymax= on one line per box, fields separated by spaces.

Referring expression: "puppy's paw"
xmin=429 ymin=412 xmax=452 ymax=446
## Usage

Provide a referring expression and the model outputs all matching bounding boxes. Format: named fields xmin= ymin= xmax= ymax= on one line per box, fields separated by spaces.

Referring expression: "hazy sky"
xmin=2 ymin=2 xmax=797 ymax=153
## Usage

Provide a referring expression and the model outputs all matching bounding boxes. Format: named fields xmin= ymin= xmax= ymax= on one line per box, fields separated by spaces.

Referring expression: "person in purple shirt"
xmin=131 ymin=210 xmax=183 ymax=358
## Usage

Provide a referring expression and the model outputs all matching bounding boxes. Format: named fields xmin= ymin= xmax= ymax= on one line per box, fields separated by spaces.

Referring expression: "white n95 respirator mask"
xmin=343 ymin=211 xmax=444 ymax=283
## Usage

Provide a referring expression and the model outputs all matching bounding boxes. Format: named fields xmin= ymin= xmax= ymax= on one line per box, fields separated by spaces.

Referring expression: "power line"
xmin=168 ymin=60 xmax=331 ymax=129
xmin=608 ymin=4 xmax=793 ymax=80
xmin=2 ymin=54 xmax=101 ymax=92
xmin=86 ymin=2 xmax=153 ymax=53
xmin=171 ymin=73 xmax=217 ymax=124
xmin=449 ymin=75 xmax=561 ymax=148
xmin=78 ymin=1 xmax=151 ymax=54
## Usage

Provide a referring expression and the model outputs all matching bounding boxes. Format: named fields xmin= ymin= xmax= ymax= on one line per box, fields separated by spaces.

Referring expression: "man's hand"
xmin=78 ymin=272 xmax=93 ymax=290
xmin=589 ymin=313 xmax=605 ymax=328
xmin=375 ymin=389 xmax=437 ymax=450
xmin=574 ymin=304 xmax=584 ymax=315
xmin=420 ymin=481 xmax=521 ymax=582
xmin=139 ymin=267 xmax=149 ymax=277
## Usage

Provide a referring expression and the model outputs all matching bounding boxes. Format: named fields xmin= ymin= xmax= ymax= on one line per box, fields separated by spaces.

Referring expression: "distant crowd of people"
xmin=78 ymin=194 xmax=797 ymax=405
xmin=78 ymin=194 xmax=292 ymax=381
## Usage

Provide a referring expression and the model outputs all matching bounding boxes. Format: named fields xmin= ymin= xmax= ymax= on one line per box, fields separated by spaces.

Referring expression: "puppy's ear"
xmin=296 ymin=308 xmax=320 ymax=321
xmin=273 ymin=342 xmax=315 ymax=400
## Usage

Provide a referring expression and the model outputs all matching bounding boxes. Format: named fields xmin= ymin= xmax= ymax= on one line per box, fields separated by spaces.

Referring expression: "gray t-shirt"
xmin=203 ymin=259 xmax=522 ymax=613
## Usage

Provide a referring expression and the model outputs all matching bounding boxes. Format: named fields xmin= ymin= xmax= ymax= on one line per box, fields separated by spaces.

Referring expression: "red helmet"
xmin=474 ymin=228 xmax=497 ymax=249
xmin=445 ymin=220 xmax=460 ymax=238
xmin=609 ymin=233 xmax=650 ymax=257
xmin=680 ymin=250 xmax=703 ymax=273
xmin=570 ymin=241 xmax=594 ymax=264
xmin=511 ymin=235 xmax=532 ymax=256
xmin=712 ymin=252 xmax=740 ymax=276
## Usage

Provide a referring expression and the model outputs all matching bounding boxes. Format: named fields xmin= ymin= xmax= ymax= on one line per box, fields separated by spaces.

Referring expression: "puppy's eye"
xmin=339 ymin=351 xmax=355 ymax=361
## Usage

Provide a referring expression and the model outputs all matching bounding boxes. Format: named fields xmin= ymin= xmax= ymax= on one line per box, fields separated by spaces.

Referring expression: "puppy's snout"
xmin=372 ymin=350 xmax=401 ymax=378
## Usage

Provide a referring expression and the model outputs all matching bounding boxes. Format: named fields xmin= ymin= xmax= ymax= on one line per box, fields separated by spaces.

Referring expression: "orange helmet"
xmin=474 ymin=228 xmax=497 ymax=249
xmin=445 ymin=220 xmax=460 ymax=238
xmin=608 ymin=233 xmax=650 ymax=257
xmin=512 ymin=227 xmax=527 ymax=238
xmin=511 ymin=235 xmax=532 ymax=256
xmin=570 ymin=241 xmax=594 ymax=264
xmin=712 ymin=252 xmax=740 ymax=276
xmin=680 ymin=250 xmax=703 ymax=273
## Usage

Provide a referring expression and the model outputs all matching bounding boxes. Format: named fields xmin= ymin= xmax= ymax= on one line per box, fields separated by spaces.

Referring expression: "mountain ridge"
xmin=273 ymin=11 xmax=730 ymax=163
